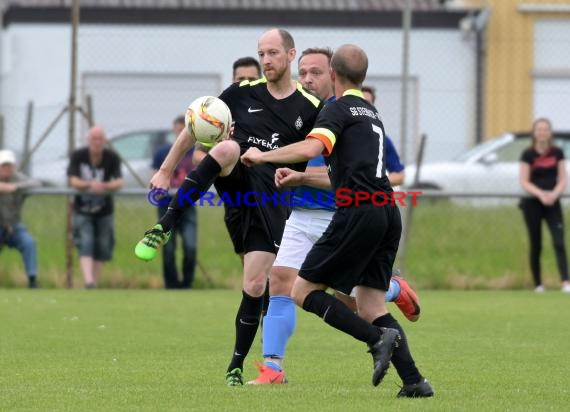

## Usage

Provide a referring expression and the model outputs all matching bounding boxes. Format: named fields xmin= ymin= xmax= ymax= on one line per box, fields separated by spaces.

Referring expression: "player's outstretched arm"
xmin=275 ymin=166 xmax=331 ymax=189
xmin=300 ymin=166 xmax=331 ymax=189
xmin=241 ymin=138 xmax=325 ymax=166
xmin=274 ymin=167 xmax=302 ymax=188
xmin=150 ymin=127 xmax=197 ymax=190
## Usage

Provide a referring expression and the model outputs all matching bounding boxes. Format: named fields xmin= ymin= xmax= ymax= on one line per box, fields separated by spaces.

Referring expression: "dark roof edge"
xmin=3 ymin=7 xmax=469 ymax=29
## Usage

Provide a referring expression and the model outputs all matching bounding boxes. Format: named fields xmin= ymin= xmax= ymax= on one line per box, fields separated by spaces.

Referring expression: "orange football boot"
xmin=246 ymin=360 xmax=288 ymax=385
xmin=392 ymin=275 xmax=421 ymax=322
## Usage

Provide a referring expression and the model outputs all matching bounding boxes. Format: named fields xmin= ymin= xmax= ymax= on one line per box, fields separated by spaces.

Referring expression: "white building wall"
xmin=533 ymin=19 xmax=570 ymax=131
xmin=1 ymin=23 xmax=477 ymax=163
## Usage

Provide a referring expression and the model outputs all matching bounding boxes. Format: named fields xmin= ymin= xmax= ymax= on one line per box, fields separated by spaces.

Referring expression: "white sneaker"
xmin=534 ymin=285 xmax=545 ymax=293
xmin=561 ymin=283 xmax=570 ymax=293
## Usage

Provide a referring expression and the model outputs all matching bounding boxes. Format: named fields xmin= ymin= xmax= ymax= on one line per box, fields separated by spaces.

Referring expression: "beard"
xmin=263 ymin=63 xmax=287 ymax=83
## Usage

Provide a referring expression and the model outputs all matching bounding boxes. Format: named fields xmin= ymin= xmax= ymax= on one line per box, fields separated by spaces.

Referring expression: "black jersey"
xmin=307 ymin=89 xmax=392 ymax=202
xmin=520 ymin=146 xmax=564 ymax=191
xmin=219 ymin=78 xmax=322 ymax=173
xmin=67 ymin=147 xmax=122 ymax=216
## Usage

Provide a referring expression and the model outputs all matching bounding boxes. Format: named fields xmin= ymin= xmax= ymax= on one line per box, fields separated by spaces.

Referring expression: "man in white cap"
xmin=0 ymin=149 xmax=41 ymax=288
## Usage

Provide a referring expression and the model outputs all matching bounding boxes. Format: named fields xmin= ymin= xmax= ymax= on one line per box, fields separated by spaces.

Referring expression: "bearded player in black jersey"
xmin=241 ymin=44 xmax=433 ymax=397
xmin=135 ymin=29 xmax=322 ymax=386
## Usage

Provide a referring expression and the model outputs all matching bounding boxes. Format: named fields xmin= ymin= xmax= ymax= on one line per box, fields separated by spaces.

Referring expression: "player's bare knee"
xmin=243 ymin=276 xmax=266 ymax=297
xmin=209 ymin=140 xmax=240 ymax=168
xmin=269 ymin=267 xmax=296 ymax=296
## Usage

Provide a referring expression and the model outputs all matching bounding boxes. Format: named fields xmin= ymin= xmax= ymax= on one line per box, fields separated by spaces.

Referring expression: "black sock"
xmin=227 ymin=290 xmax=263 ymax=372
xmin=373 ymin=313 xmax=422 ymax=385
xmin=303 ymin=290 xmax=380 ymax=345
xmin=159 ymin=154 xmax=222 ymax=232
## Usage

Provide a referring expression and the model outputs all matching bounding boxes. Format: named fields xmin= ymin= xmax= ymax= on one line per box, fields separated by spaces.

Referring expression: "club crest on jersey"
xmin=295 ymin=116 xmax=303 ymax=130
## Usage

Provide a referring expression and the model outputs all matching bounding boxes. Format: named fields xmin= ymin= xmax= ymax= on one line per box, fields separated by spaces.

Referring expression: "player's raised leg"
xmin=135 ymin=139 xmax=240 ymax=261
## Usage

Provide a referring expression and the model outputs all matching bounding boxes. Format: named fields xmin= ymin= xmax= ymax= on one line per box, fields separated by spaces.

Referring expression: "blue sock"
xmin=385 ymin=278 xmax=401 ymax=302
xmin=265 ymin=361 xmax=282 ymax=372
xmin=262 ymin=296 xmax=296 ymax=368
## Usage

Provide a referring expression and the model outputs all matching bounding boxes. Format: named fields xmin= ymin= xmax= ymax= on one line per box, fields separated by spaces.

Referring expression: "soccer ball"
xmin=185 ymin=96 xmax=232 ymax=148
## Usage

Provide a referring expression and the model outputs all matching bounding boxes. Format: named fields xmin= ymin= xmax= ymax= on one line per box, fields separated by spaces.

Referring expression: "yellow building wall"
xmin=485 ymin=0 xmax=570 ymax=137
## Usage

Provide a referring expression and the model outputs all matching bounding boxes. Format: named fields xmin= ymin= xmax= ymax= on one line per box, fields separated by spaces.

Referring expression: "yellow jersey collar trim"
xmin=239 ymin=77 xmax=267 ymax=87
xmin=343 ymin=89 xmax=364 ymax=98
xmin=296 ymin=81 xmax=321 ymax=108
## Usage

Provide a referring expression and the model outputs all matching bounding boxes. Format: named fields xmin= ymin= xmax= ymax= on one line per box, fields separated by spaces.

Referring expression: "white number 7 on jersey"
xmin=372 ymin=124 xmax=384 ymax=178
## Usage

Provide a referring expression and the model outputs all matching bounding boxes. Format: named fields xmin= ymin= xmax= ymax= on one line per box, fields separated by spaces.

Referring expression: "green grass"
xmin=1 ymin=289 xmax=569 ymax=411
xmin=1 ymin=196 xmax=569 ymax=290
xmin=401 ymin=201 xmax=534 ymax=289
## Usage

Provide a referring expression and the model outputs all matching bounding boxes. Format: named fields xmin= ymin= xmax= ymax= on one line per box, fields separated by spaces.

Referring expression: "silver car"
xmin=404 ymin=132 xmax=570 ymax=196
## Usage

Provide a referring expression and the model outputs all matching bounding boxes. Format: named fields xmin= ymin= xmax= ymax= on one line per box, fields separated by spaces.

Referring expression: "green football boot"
xmin=134 ymin=224 xmax=171 ymax=261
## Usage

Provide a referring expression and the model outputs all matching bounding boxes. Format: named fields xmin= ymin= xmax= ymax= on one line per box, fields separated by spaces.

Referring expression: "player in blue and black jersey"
xmin=241 ymin=44 xmax=433 ymax=397
xmin=247 ymin=47 xmax=423 ymax=388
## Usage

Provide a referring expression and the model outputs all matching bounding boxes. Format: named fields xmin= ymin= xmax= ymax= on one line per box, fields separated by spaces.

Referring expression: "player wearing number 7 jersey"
xmin=240 ymin=44 xmax=433 ymax=395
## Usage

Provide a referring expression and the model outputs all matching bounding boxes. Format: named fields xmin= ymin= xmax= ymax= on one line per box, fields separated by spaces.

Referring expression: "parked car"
xmin=404 ymin=131 xmax=570 ymax=196
xmin=31 ymin=129 xmax=175 ymax=187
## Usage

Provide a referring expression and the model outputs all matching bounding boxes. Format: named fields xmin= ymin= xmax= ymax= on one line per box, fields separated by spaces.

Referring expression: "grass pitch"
xmin=1 ymin=289 xmax=569 ymax=411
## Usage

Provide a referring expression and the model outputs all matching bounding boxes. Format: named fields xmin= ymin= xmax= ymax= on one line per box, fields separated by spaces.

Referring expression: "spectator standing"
xmin=68 ymin=126 xmax=123 ymax=288
xmin=519 ymin=117 xmax=570 ymax=292
xmin=152 ymin=116 xmax=197 ymax=289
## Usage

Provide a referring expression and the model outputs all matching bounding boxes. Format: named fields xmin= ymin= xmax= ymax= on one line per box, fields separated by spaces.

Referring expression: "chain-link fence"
xmin=1 ymin=0 xmax=570 ymax=289
xmin=2 ymin=190 xmax=569 ymax=290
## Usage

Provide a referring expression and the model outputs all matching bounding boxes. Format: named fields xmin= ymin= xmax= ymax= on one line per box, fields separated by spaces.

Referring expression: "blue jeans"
xmin=0 ymin=223 xmax=37 ymax=279
xmin=158 ymin=205 xmax=197 ymax=289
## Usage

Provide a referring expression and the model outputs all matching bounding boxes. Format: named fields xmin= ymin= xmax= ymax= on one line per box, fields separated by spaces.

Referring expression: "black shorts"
xmin=299 ymin=203 xmax=401 ymax=294
xmin=214 ymin=178 xmax=244 ymax=255
xmin=214 ymin=162 xmax=289 ymax=255
xmin=222 ymin=204 xmax=244 ymax=255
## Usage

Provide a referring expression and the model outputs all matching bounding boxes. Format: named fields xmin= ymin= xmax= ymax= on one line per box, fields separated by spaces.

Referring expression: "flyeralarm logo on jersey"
xmin=148 ymin=188 xmax=422 ymax=208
